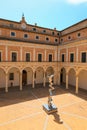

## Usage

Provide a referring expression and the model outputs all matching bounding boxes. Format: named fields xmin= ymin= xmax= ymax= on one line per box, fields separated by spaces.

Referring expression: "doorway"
xmin=22 ymin=70 xmax=27 ymax=85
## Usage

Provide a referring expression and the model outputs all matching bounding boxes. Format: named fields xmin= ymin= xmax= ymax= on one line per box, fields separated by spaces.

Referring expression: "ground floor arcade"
xmin=0 ymin=62 xmax=87 ymax=93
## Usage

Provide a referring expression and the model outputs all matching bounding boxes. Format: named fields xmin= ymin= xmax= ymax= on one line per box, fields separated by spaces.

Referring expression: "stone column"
xmin=45 ymin=49 xmax=46 ymax=61
xmin=20 ymin=46 xmax=22 ymax=61
xmin=33 ymin=48 xmax=35 ymax=61
xmin=43 ymin=71 xmax=46 ymax=87
xmin=66 ymin=72 xmax=68 ymax=89
xmin=20 ymin=71 xmax=22 ymax=91
xmin=5 ymin=73 xmax=8 ymax=92
xmin=66 ymin=48 xmax=68 ymax=62
xmin=76 ymin=74 xmax=78 ymax=94
xmin=32 ymin=71 xmax=35 ymax=88
xmin=76 ymin=47 xmax=78 ymax=62
xmin=6 ymin=46 xmax=8 ymax=61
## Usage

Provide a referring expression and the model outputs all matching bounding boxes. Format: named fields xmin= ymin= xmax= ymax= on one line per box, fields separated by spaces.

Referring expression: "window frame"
xmin=70 ymin=53 xmax=74 ymax=62
xmin=25 ymin=52 xmax=30 ymax=62
xmin=10 ymin=31 xmax=16 ymax=37
xmin=38 ymin=53 xmax=42 ymax=62
xmin=48 ymin=54 xmax=53 ymax=62
xmin=81 ymin=52 xmax=86 ymax=63
xmin=61 ymin=53 xmax=65 ymax=62
xmin=11 ymin=51 xmax=18 ymax=62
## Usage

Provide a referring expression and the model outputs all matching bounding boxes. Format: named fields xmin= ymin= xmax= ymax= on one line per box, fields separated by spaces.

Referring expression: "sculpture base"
xmin=43 ymin=104 xmax=57 ymax=114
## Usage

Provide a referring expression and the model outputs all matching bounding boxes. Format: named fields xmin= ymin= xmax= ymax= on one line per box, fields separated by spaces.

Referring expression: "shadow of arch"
xmin=60 ymin=67 xmax=66 ymax=87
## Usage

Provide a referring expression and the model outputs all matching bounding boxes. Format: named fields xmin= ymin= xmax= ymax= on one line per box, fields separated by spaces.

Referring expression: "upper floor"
xmin=0 ymin=16 xmax=87 ymax=46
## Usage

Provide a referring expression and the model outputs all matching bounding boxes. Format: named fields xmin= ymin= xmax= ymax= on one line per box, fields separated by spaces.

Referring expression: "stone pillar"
xmin=33 ymin=48 xmax=35 ymax=61
xmin=20 ymin=71 xmax=22 ymax=91
xmin=66 ymin=48 xmax=68 ymax=62
xmin=45 ymin=49 xmax=46 ymax=61
xmin=43 ymin=71 xmax=46 ymax=87
xmin=32 ymin=72 xmax=35 ymax=88
xmin=66 ymin=73 xmax=68 ymax=89
xmin=5 ymin=73 xmax=8 ymax=92
xmin=20 ymin=47 xmax=22 ymax=61
xmin=76 ymin=48 xmax=78 ymax=62
xmin=76 ymin=74 xmax=78 ymax=94
xmin=6 ymin=46 xmax=8 ymax=61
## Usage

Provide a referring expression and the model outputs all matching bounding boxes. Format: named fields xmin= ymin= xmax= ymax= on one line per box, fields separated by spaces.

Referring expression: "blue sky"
xmin=0 ymin=0 xmax=87 ymax=30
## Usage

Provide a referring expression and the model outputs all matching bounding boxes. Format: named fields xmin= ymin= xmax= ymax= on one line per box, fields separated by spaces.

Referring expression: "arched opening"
xmin=78 ymin=69 xmax=87 ymax=90
xmin=8 ymin=67 xmax=20 ymax=88
xmin=35 ymin=67 xmax=44 ymax=86
xmin=68 ymin=68 xmax=76 ymax=90
xmin=60 ymin=67 xmax=66 ymax=86
xmin=46 ymin=67 xmax=54 ymax=84
xmin=0 ymin=68 xmax=5 ymax=90
xmin=22 ymin=67 xmax=33 ymax=88
xmin=22 ymin=70 xmax=27 ymax=86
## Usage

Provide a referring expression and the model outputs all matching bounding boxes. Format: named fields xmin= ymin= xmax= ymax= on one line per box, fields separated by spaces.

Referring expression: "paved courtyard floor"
xmin=0 ymin=85 xmax=87 ymax=130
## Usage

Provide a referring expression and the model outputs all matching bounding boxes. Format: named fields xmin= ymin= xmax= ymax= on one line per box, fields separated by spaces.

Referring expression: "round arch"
xmin=22 ymin=67 xmax=33 ymax=86
xmin=60 ymin=67 xmax=66 ymax=85
xmin=0 ymin=68 xmax=6 ymax=89
xmin=35 ymin=66 xmax=44 ymax=85
xmin=78 ymin=69 xmax=87 ymax=90
xmin=8 ymin=67 xmax=20 ymax=87
xmin=68 ymin=68 xmax=76 ymax=89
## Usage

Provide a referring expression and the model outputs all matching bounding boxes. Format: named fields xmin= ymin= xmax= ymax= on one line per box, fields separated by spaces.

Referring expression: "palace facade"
xmin=0 ymin=16 xmax=87 ymax=93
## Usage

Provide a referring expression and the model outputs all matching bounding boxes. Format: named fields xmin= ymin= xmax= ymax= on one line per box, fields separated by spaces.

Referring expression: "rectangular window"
xmin=81 ymin=52 xmax=86 ymax=62
xmin=70 ymin=53 xmax=74 ymax=62
xmin=11 ymin=32 xmax=16 ymax=37
xmin=0 ymin=52 xmax=1 ymax=61
xmin=12 ymin=52 xmax=17 ymax=61
xmin=62 ymin=54 xmax=64 ymax=62
xmin=38 ymin=54 xmax=42 ymax=62
xmin=9 ymin=73 xmax=14 ymax=80
xmin=49 ymin=54 xmax=52 ymax=62
xmin=24 ymin=34 xmax=28 ymax=38
xmin=26 ymin=53 xmax=30 ymax=61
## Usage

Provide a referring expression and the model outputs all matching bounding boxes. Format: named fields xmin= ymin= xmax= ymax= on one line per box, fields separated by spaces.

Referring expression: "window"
xmin=33 ymin=28 xmax=36 ymax=31
xmin=68 ymin=36 xmax=71 ymax=40
xmin=26 ymin=53 xmax=30 ymax=61
xmin=12 ymin=52 xmax=17 ymax=61
xmin=49 ymin=54 xmax=52 ymax=62
xmin=0 ymin=52 xmax=1 ymax=61
xmin=81 ymin=52 xmax=86 ymax=62
xmin=78 ymin=33 xmax=81 ymax=37
xmin=61 ymin=38 xmax=63 ymax=42
xmin=36 ymin=36 xmax=39 ymax=39
xmin=11 ymin=32 xmax=16 ymax=37
xmin=10 ymin=24 xmax=14 ymax=28
xmin=70 ymin=53 xmax=74 ymax=62
xmin=62 ymin=54 xmax=64 ymax=62
xmin=55 ymin=39 xmax=58 ymax=42
xmin=24 ymin=34 xmax=28 ymax=38
xmin=9 ymin=73 xmax=14 ymax=80
xmin=38 ymin=54 xmax=42 ymax=62
xmin=52 ymin=32 xmax=55 ymax=35
xmin=57 ymin=32 xmax=60 ymax=36
xmin=46 ymin=37 xmax=49 ymax=41
xmin=43 ymin=30 xmax=46 ymax=33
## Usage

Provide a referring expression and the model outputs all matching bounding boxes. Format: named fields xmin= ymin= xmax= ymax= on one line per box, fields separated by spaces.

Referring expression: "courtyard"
xmin=0 ymin=85 xmax=87 ymax=130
